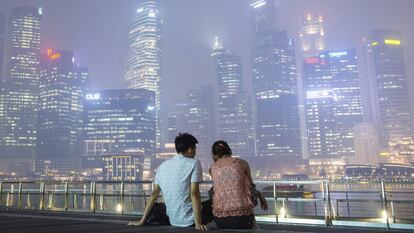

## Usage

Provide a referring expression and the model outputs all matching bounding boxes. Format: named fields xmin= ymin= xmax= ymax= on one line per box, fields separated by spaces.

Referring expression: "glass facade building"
xmin=0 ymin=6 xmax=42 ymax=167
xmin=124 ymin=0 xmax=163 ymax=149
xmin=251 ymin=0 xmax=302 ymax=158
xmin=366 ymin=29 xmax=412 ymax=145
xmin=84 ymin=89 xmax=156 ymax=160
xmin=211 ymin=37 xmax=255 ymax=158
xmin=186 ymin=85 xmax=215 ymax=169
xmin=36 ymin=49 xmax=89 ymax=174
xmin=303 ymin=50 xmax=363 ymax=159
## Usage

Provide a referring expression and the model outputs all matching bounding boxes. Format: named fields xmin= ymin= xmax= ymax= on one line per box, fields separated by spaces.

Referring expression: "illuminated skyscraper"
xmin=0 ymin=13 xmax=5 ymax=82
xmin=303 ymin=50 xmax=363 ymax=159
xmin=187 ymin=85 xmax=215 ymax=169
xmin=36 ymin=49 xmax=89 ymax=174
xmin=84 ymin=89 xmax=155 ymax=156
xmin=250 ymin=0 xmax=302 ymax=158
xmin=0 ymin=6 xmax=42 ymax=173
xmin=300 ymin=14 xmax=326 ymax=58
xmin=125 ymin=0 xmax=162 ymax=150
xmin=211 ymin=37 xmax=255 ymax=158
xmin=366 ymin=29 xmax=412 ymax=145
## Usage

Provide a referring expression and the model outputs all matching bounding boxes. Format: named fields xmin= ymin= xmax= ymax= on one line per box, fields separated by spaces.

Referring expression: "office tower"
xmin=124 ymin=0 xmax=163 ymax=149
xmin=84 ymin=89 xmax=156 ymax=159
xmin=250 ymin=0 xmax=302 ymax=159
xmin=351 ymin=122 xmax=380 ymax=165
xmin=35 ymin=49 xmax=89 ymax=174
xmin=166 ymin=102 xmax=188 ymax=143
xmin=300 ymin=14 xmax=326 ymax=58
xmin=0 ymin=13 xmax=5 ymax=82
xmin=187 ymin=85 xmax=215 ymax=168
xmin=366 ymin=29 xmax=412 ymax=145
xmin=211 ymin=37 xmax=255 ymax=157
xmin=303 ymin=50 xmax=363 ymax=159
xmin=0 ymin=6 xmax=42 ymax=174
xmin=102 ymin=153 xmax=146 ymax=181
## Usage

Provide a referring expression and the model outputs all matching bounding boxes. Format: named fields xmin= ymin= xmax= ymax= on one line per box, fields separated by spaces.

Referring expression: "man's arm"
xmin=128 ymin=184 xmax=161 ymax=225
xmin=191 ymin=182 xmax=208 ymax=231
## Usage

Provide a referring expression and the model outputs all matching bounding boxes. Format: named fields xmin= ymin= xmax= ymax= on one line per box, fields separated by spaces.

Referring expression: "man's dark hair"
xmin=175 ymin=133 xmax=198 ymax=153
xmin=212 ymin=140 xmax=232 ymax=158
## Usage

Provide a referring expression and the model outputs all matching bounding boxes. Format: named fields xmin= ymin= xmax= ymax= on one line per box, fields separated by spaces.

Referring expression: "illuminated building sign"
xmin=306 ymin=90 xmax=336 ymax=99
xmin=250 ymin=0 xmax=266 ymax=8
xmin=371 ymin=41 xmax=378 ymax=46
xmin=86 ymin=93 xmax=101 ymax=100
xmin=329 ymin=51 xmax=348 ymax=58
xmin=384 ymin=39 xmax=401 ymax=45
xmin=47 ymin=49 xmax=61 ymax=60
xmin=304 ymin=57 xmax=320 ymax=64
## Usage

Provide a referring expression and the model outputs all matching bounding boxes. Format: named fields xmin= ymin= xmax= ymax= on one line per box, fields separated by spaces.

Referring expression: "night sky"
xmin=1 ymin=0 xmax=414 ymax=107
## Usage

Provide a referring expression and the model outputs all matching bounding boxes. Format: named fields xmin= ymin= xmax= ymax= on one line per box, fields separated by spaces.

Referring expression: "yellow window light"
xmin=384 ymin=39 xmax=401 ymax=45
xmin=371 ymin=41 xmax=378 ymax=46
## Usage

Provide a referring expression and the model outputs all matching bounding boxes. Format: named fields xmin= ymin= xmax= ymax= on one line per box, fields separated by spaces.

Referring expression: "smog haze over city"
xmin=1 ymin=0 xmax=414 ymax=181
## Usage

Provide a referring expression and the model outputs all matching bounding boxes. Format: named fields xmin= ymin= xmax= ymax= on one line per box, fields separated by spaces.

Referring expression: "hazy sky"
xmin=1 ymin=0 xmax=414 ymax=106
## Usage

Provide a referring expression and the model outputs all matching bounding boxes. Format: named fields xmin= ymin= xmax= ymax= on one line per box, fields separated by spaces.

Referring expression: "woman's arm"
xmin=240 ymin=159 xmax=268 ymax=211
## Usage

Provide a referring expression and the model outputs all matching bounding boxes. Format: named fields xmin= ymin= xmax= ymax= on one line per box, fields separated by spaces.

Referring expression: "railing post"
xmin=390 ymin=201 xmax=396 ymax=224
xmin=120 ymin=181 xmax=125 ymax=215
xmin=274 ymin=181 xmax=279 ymax=224
xmin=39 ymin=182 xmax=45 ymax=211
xmin=0 ymin=181 xmax=3 ymax=207
xmin=322 ymin=181 xmax=332 ymax=226
xmin=64 ymin=182 xmax=69 ymax=212
xmin=17 ymin=182 xmax=22 ymax=210
xmin=381 ymin=181 xmax=390 ymax=229
xmin=90 ymin=182 xmax=96 ymax=214
xmin=345 ymin=191 xmax=350 ymax=217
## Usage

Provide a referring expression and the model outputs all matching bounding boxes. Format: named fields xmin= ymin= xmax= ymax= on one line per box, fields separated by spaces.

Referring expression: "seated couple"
xmin=128 ymin=133 xmax=268 ymax=231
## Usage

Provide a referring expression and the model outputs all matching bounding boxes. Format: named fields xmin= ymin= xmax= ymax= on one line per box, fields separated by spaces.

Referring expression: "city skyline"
xmin=0 ymin=0 xmax=413 ymax=107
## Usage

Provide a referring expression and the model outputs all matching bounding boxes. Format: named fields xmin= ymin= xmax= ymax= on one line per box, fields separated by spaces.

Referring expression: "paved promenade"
xmin=0 ymin=210 xmax=410 ymax=233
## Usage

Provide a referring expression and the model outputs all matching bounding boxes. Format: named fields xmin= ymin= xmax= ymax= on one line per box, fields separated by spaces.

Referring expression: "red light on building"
xmin=304 ymin=57 xmax=320 ymax=64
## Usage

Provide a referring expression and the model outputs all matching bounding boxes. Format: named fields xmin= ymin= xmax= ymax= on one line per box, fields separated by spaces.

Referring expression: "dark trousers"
xmin=201 ymin=199 xmax=255 ymax=229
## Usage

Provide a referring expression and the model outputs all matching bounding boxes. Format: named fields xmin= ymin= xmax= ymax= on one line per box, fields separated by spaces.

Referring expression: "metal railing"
xmin=1 ymin=180 xmax=414 ymax=230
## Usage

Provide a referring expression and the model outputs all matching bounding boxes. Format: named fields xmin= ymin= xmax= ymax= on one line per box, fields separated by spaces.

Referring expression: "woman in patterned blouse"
xmin=209 ymin=140 xmax=268 ymax=229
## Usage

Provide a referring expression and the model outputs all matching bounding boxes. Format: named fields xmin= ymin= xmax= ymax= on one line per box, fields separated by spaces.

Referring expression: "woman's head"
xmin=212 ymin=140 xmax=232 ymax=161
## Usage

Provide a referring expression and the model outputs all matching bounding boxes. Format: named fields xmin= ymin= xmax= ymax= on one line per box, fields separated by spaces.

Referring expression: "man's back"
xmin=155 ymin=154 xmax=202 ymax=227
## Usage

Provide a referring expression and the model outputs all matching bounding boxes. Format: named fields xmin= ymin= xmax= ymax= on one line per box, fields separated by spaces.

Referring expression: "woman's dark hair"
xmin=175 ymin=133 xmax=198 ymax=153
xmin=212 ymin=140 xmax=232 ymax=159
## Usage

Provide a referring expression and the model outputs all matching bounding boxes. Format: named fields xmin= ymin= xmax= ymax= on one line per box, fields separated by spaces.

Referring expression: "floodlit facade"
xmin=36 ymin=49 xmax=89 ymax=174
xmin=211 ymin=37 xmax=255 ymax=158
xmin=300 ymin=14 xmax=326 ymax=58
xmin=125 ymin=0 xmax=163 ymax=149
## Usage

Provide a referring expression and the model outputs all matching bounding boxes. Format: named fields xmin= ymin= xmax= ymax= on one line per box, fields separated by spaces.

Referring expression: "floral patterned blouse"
xmin=209 ymin=157 xmax=254 ymax=217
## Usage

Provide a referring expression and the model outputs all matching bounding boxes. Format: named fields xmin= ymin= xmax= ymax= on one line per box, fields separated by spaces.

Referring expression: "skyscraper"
xmin=124 ymin=0 xmax=162 ymax=150
xmin=84 ymin=89 xmax=156 ymax=158
xmin=187 ymin=85 xmax=215 ymax=169
xmin=211 ymin=37 xmax=255 ymax=158
xmin=303 ymin=50 xmax=363 ymax=159
xmin=36 ymin=49 xmax=89 ymax=174
xmin=0 ymin=13 xmax=5 ymax=82
xmin=300 ymin=14 xmax=326 ymax=58
xmin=366 ymin=29 xmax=412 ymax=145
xmin=0 ymin=6 xmax=42 ymax=173
xmin=250 ymin=0 xmax=302 ymax=159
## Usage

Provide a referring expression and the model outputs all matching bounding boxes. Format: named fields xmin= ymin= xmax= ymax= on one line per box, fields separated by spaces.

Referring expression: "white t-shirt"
xmin=154 ymin=154 xmax=203 ymax=227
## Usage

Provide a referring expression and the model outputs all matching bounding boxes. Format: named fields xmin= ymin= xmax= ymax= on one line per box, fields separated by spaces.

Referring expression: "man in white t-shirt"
xmin=128 ymin=133 xmax=208 ymax=231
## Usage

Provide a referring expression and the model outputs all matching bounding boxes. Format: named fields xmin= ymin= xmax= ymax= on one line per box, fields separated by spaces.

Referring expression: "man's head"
xmin=175 ymin=133 xmax=198 ymax=158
